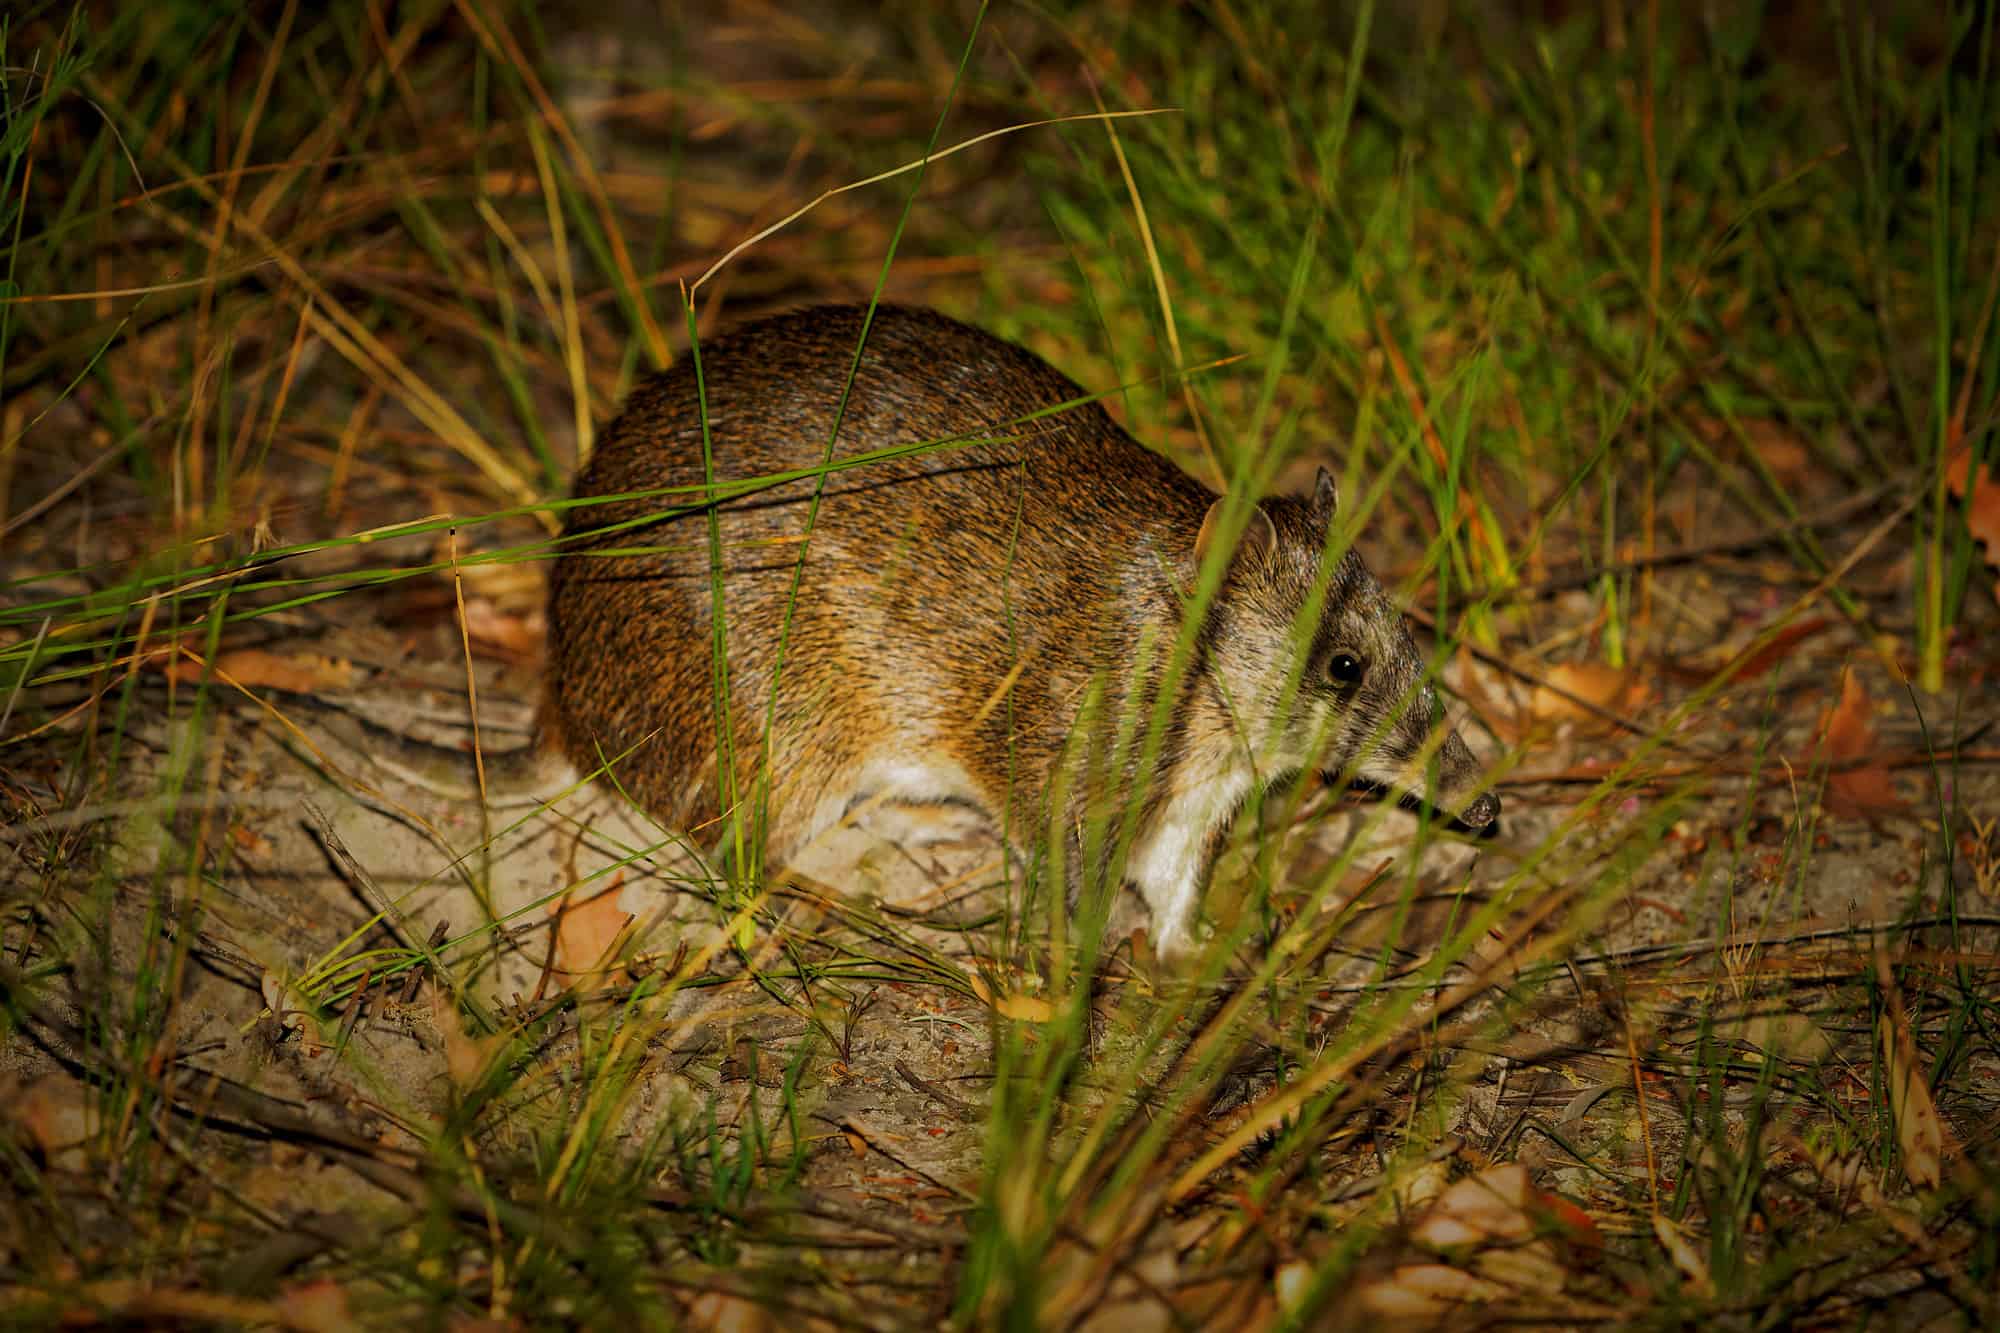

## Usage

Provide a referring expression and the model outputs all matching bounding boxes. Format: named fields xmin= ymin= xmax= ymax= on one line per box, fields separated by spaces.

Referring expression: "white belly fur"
xmin=1125 ymin=735 xmax=1255 ymax=963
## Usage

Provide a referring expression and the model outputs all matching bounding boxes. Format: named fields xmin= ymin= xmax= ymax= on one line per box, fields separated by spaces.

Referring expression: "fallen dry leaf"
xmin=1396 ymin=1157 xmax=1456 ymax=1215
xmin=1693 ymin=414 xmax=1813 ymax=481
xmin=1158 ymin=1271 xmax=1272 ymax=1328
xmin=1879 ymin=1009 xmax=1945 ymax=1190
xmin=1414 ymin=1167 xmax=1540 ymax=1251
xmin=459 ymin=597 xmax=546 ymax=661
xmin=967 ymin=964 xmax=1056 ymax=1019
xmin=1720 ymin=1012 xmax=1836 ymax=1065
xmin=1651 ymin=1213 xmax=1714 ymax=1296
xmin=992 ymin=992 xmax=1056 ymax=1023
xmin=433 ymin=988 xmax=502 ymax=1092
xmin=164 ymin=647 xmax=354 ymax=693
xmin=1813 ymin=666 xmax=1907 ymax=820
xmin=1526 ymin=661 xmax=1649 ymax=729
xmin=1703 ymin=616 xmax=1833 ymax=686
xmin=1742 ymin=418 xmax=1812 ymax=479
xmin=1944 ymin=441 xmax=2000 ymax=598
xmin=8 ymin=1074 xmax=94 ymax=1168
xmin=1350 ymin=1163 xmax=1589 ymax=1315
xmin=683 ymin=1291 xmax=778 ymax=1333
xmin=229 ymin=823 xmax=273 ymax=860
xmin=278 ymin=1278 xmax=360 ymax=1333
xmin=1355 ymin=1262 xmax=1510 ymax=1318
xmin=549 ymin=885 xmax=636 ymax=984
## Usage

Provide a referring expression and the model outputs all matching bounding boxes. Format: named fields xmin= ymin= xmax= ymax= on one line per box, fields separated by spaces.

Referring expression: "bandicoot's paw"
xmin=1150 ymin=921 xmax=1208 ymax=969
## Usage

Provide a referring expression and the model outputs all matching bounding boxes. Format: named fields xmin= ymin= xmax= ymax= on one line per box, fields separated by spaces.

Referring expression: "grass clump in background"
xmin=3 ymin=0 xmax=1999 ymax=1327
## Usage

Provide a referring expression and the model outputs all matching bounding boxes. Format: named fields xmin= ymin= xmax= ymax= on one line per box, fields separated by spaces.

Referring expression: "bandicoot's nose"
xmin=1433 ymin=724 xmax=1499 ymax=830
xmin=1455 ymin=789 xmax=1500 ymax=830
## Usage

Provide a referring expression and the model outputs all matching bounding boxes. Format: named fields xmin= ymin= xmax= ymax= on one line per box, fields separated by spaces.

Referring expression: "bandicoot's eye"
xmin=1329 ymin=652 xmax=1366 ymax=686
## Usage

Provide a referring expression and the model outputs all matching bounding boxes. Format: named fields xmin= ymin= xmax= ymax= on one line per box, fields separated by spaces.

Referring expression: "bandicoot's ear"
xmin=1312 ymin=466 xmax=1338 ymax=515
xmin=1192 ymin=498 xmax=1277 ymax=577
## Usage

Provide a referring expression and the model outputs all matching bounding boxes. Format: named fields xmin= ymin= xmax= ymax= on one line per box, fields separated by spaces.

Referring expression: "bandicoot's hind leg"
xmin=837 ymin=749 xmax=995 ymax=846
xmin=760 ymin=737 xmax=1004 ymax=862
xmin=849 ymin=797 xmax=991 ymax=849
xmin=739 ymin=731 xmax=987 ymax=872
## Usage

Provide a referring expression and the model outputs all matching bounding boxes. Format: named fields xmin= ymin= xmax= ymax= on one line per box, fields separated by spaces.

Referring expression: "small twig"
xmin=1503 ymin=744 xmax=2000 ymax=790
xmin=813 ymin=1113 xmax=975 ymax=1203
xmin=0 ymin=791 xmax=289 ymax=845
xmin=333 ymin=967 xmax=371 ymax=1052
xmin=530 ymin=894 xmax=563 ymax=1005
xmin=1407 ymin=613 xmax=1672 ymax=745
xmin=400 ymin=919 xmax=450 ymax=1003
xmin=4 ymin=959 xmax=576 ymax=1245
xmin=302 ymin=799 xmax=418 ymax=955
xmin=840 ymin=986 xmax=881 ymax=1063
xmin=222 ymin=1210 xmax=375 ymax=1296
xmin=893 ymin=1059 xmax=978 ymax=1123
xmin=1460 ymin=481 xmax=1902 ymax=603
xmin=1566 ymin=915 xmax=2000 ymax=970
xmin=1320 ymin=1135 xmax=1465 ymax=1204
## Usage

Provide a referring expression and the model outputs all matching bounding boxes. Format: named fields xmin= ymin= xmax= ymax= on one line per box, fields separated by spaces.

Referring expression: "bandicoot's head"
xmin=1187 ymin=469 xmax=1500 ymax=831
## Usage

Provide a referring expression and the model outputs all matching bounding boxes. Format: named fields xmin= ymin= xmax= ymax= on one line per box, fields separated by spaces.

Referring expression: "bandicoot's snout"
xmin=1430 ymin=726 xmax=1500 ymax=829
xmin=1332 ymin=716 xmax=1500 ymax=831
xmin=1455 ymin=790 xmax=1501 ymax=828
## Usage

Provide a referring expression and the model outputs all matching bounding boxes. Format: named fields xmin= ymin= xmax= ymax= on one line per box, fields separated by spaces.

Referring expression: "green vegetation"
xmin=2 ymin=1 xmax=1996 ymax=1327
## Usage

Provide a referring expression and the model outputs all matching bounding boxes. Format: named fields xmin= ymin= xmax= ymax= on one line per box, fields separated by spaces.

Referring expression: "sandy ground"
xmin=6 ymin=528 xmax=1997 ymax=1325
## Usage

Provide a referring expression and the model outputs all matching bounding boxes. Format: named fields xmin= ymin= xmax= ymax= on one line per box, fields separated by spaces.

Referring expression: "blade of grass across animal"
xmin=1214 ymin=219 xmax=1345 ymax=929
xmin=2 ymin=419 xmax=1168 ymax=696
xmin=968 ymin=135 xmax=1344 ymax=1333
xmin=743 ymin=2 xmax=991 ymax=899
xmin=104 ymin=348 xmax=1246 ymax=602
xmin=678 ymin=293 xmax=744 ymax=898
xmin=963 ymin=16 xmax=1452 ymax=1310
xmin=997 ymin=447 xmax=1031 ymax=958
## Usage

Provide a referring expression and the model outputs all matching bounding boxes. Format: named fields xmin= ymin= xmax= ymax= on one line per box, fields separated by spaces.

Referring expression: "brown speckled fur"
xmin=544 ymin=305 xmax=1496 ymax=957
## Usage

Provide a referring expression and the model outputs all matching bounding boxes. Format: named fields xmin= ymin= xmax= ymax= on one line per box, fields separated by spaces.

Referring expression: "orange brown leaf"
xmin=1880 ymin=1009 xmax=1945 ymax=1190
xmin=1813 ymin=666 xmax=1907 ymax=819
xmin=160 ymin=647 xmax=355 ymax=693
xmin=1715 ymin=616 xmax=1833 ymax=685
xmin=1945 ymin=442 xmax=2000 ymax=598
xmin=550 ymin=885 xmax=635 ymax=984
xmin=1527 ymin=662 xmax=1650 ymax=727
